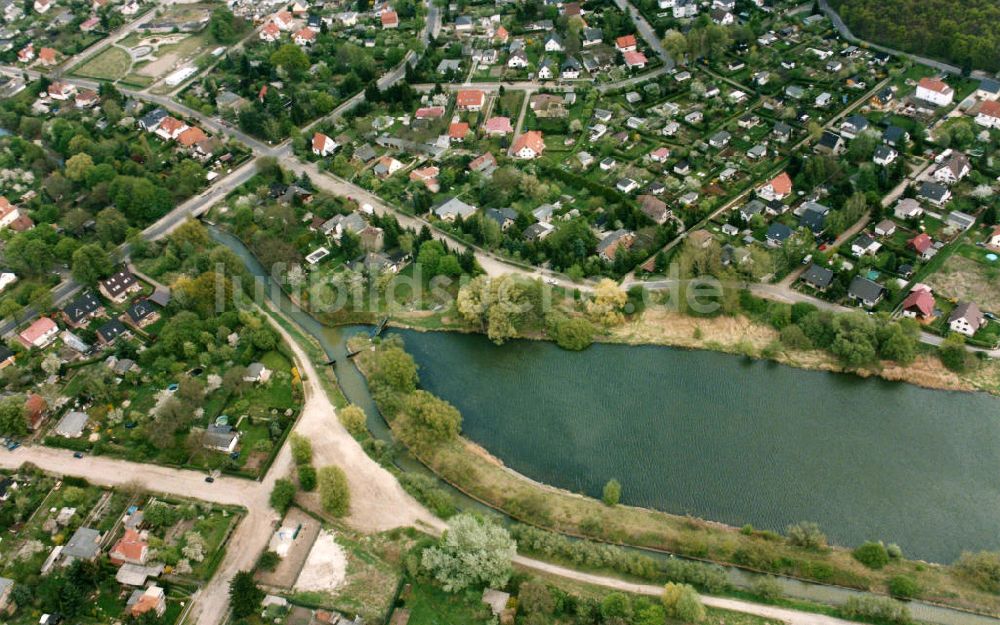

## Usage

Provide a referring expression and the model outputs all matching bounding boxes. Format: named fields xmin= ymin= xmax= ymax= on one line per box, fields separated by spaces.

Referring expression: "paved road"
xmin=613 ymin=0 xmax=674 ymax=71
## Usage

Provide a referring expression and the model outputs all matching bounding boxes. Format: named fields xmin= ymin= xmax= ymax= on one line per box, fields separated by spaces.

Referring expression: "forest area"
xmin=830 ymin=0 xmax=1000 ymax=73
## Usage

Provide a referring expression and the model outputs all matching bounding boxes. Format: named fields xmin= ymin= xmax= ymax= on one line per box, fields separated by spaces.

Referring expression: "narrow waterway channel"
xmin=211 ymin=228 xmax=1000 ymax=625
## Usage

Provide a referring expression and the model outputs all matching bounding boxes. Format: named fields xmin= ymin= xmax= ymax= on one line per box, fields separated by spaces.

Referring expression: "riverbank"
xmin=350 ymin=336 xmax=1000 ymax=618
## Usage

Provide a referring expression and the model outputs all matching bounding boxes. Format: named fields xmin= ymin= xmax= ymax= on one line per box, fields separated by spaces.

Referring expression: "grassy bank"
xmin=351 ymin=336 xmax=1000 ymax=618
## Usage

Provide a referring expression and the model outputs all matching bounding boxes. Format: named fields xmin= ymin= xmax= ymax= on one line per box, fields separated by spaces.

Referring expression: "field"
xmin=73 ymin=46 xmax=133 ymax=82
xmin=925 ymin=252 xmax=1000 ymax=311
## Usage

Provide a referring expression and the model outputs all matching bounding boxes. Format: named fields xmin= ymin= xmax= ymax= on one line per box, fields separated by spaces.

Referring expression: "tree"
xmin=371 ymin=346 xmax=419 ymax=393
xmin=228 ymin=571 xmax=264 ymax=618
xmin=421 ymin=514 xmax=516 ymax=592
xmin=65 ymin=152 xmax=94 ymax=182
xmin=317 ymin=465 xmax=350 ymax=517
xmin=939 ymin=333 xmax=971 ymax=372
xmin=518 ymin=580 xmax=555 ymax=615
xmin=587 ymin=279 xmax=627 ymax=326
xmin=661 ymin=583 xmax=705 ymax=622
xmin=398 ymin=390 xmax=462 ymax=449
xmin=95 ymin=207 xmax=129 ymax=244
xmin=271 ymin=43 xmax=310 ymax=78
xmin=71 ymin=243 xmax=113 ymax=285
xmin=854 ymin=541 xmax=890 ymax=569
xmin=456 ymin=275 xmax=527 ymax=344
xmin=210 ymin=7 xmax=241 ymax=43
xmin=338 ymin=404 xmax=367 ymax=437
xmin=786 ymin=521 xmax=827 ymax=549
xmin=257 ymin=551 xmax=281 ymax=571
xmin=546 ymin=315 xmax=595 ymax=351
xmin=0 ymin=395 xmax=27 ymax=435
xmin=297 ymin=465 xmax=316 ymax=491
xmin=602 ymin=479 xmax=621 ymax=506
xmin=270 ymin=478 xmax=297 ymax=514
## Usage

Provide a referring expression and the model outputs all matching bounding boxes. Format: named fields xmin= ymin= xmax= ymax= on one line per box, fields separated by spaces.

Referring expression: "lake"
xmin=394 ymin=329 xmax=1000 ymax=564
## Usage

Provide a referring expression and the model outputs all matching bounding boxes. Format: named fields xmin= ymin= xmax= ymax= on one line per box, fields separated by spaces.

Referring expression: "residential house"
xmin=47 ymin=81 xmax=76 ymax=101
xmin=759 ymin=172 xmax=792 ymax=201
xmin=485 ymin=207 xmax=518 ymax=231
xmin=882 ymin=125 xmax=909 ymax=147
xmin=873 ymin=145 xmax=898 ymax=166
xmin=908 ymin=232 xmax=934 ymax=259
xmin=110 ymin=529 xmax=149 ymax=566
xmin=934 ymin=153 xmax=971 ymax=184
xmin=128 ymin=586 xmax=166 ymax=618
xmin=123 ymin=299 xmax=159 ymax=329
xmin=623 ymin=51 xmax=647 ymax=69
xmin=483 ymin=116 xmax=513 ymax=135
xmin=616 ymin=178 xmax=638 ymax=194
xmin=381 ymin=10 xmax=399 ymax=28
xmin=24 ymin=393 xmax=47 ymax=429
xmin=915 ymin=77 xmax=954 ymax=107
xmin=19 ymin=317 xmax=58 ymax=349
xmin=765 ymin=223 xmax=793 ymax=247
xmin=56 ymin=411 xmax=89 ymax=438
xmin=33 ymin=0 xmax=51 ymax=12
xmin=638 ymin=195 xmax=669 ymax=224
xmin=948 ymin=302 xmax=987 ymax=337
xmin=976 ymin=78 xmax=1000 ymax=101
xmin=468 ymin=152 xmax=497 ymax=175
xmin=456 ymin=89 xmax=485 ymax=111
xmin=507 ymin=50 xmax=529 ymax=68
xmin=649 ymin=147 xmax=670 ymax=163
xmin=75 ymin=89 xmax=100 ymax=108
xmin=839 ymin=115 xmax=869 ymax=139
xmin=773 ymin=121 xmax=792 ymax=142
xmin=537 ymin=58 xmax=555 ymax=80
xmin=524 ymin=222 xmax=554 ymax=242
xmin=433 ymin=197 xmax=477 ymax=221
xmin=38 ymin=47 xmax=57 ymax=66
xmin=138 ymin=108 xmax=168 ymax=132
xmin=901 ymin=287 xmax=935 ymax=320
xmin=155 ymin=117 xmax=188 ymax=141
xmin=244 ymin=362 xmax=271 ymax=383
xmin=312 ymin=132 xmax=338 ymax=156
xmin=16 ymin=44 xmax=34 ymax=63
xmin=62 ymin=291 xmax=103 ymax=328
xmin=597 ymin=229 xmax=635 ymax=261
xmin=582 ymin=28 xmax=602 ymax=46
xmin=64 ymin=527 xmax=102 ymax=561
xmin=975 ymin=100 xmax=1000 ymax=128
xmin=800 ymin=263 xmax=834 ymax=291
xmin=543 ymin=33 xmax=563 ymax=52
xmin=709 ymin=130 xmax=730 ymax=148
xmin=448 ymin=122 xmax=470 ymax=141
xmin=988 ymin=226 xmax=1000 ymax=249
xmin=894 ymin=198 xmax=923 ymax=220
xmin=0 ymin=345 xmax=13 ymax=371
xmin=815 ymin=130 xmax=844 ymax=155
xmin=851 ymin=234 xmax=881 ymax=257
xmin=946 ymin=210 xmax=976 ymax=231
xmin=203 ymin=424 xmax=239 ymax=452
xmin=414 ymin=106 xmax=445 ymax=120
xmin=511 ymin=131 xmax=545 ymax=159
xmin=409 ymin=166 xmax=439 ymax=192
xmin=293 ymin=27 xmax=317 ymax=46
xmin=918 ymin=181 xmax=951 ymax=206
xmin=97 ymin=319 xmax=128 ymax=345
xmin=99 ymin=268 xmax=142 ymax=303
xmin=872 ymin=87 xmax=896 ymax=108
xmin=374 ymin=155 xmax=403 ymax=178
xmin=615 ymin=35 xmax=637 ymax=52
xmin=799 ymin=202 xmax=830 ymax=234
xmin=873 ymin=219 xmax=896 ymax=237
xmin=561 ymin=57 xmax=582 ymax=78
xmin=176 ymin=127 xmax=208 ymax=149
xmin=848 ymin=276 xmax=886 ymax=308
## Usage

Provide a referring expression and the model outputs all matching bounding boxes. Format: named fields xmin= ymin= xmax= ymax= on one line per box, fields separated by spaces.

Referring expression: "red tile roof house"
xmin=17 ymin=45 xmax=34 ymax=63
xmin=615 ymin=34 xmax=637 ymax=52
xmin=448 ymin=122 xmax=470 ymax=142
xmin=155 ymin=117 xmax=189 ymax=141
xmin=414 ymin=106 xmax=445 ymax=120
xmin=48 ymin=81 xmax=76 ymax=101
xmin=312 ymin=132 xmax=337 ymax=156
xmin=901 ymin=287 xmax=935 ymax=320
xmin=649 ymin=147 xmax=671 ymax=162
xmin=25 ymin=393 xmax=48 ymax=430
xmin=456 ymin=89 xmax=486 ymax=111
xmin=260 ymin=21 xmax=281 ymax=42
xmin=988 ymin=225 xmax=1000 ymax=249
xmin=293 ymin=27 xmax=316 ymax=46
xmin=110 ymin=529 xmax=149 ymax=566
xmin=623 ymin=51 xmax=647 ymax=69
xmin=75 ymin=89 xmax=100 ymax=108
xmin=381 ymin=10 xmax=399 ymax=28
xmin=176 ymin=126 xmax=208 ymax=148
xmin=38 ymin=47 xmax=57 ymax=66
xmin=409 ymin=166 xmax=440 ymax=192
xmin=511 ymin=131 xmax=545 ymax=159
xmin=908 ymin=232 xmax=934 ymax=259
xmin=80 ymin=16 xmax=100 ymax=31
xmin=483 ymin=116 xmax=513 ymax=135
xmin=19 ymin=317 xmax=59 ymax=349
xmin=0 ymin=196 xmax=23 ymax=230
xmin=495 ymin=25 xmax=508 ymax=43
xmin=759 ymin=172 xmax=792 ymax=201
xmin=272 ymin=10 xmax=294 ymax=30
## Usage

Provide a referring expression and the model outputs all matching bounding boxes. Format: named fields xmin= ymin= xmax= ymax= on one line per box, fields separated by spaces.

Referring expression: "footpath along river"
xmin=212 ymin=227 xmax=1000 ymax=625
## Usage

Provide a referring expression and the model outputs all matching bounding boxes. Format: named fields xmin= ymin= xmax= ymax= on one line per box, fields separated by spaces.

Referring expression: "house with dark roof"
xmin=63 ymin=527 xmax=102 ymax=561
xmin=203 ymin=424 xmax=239 ymax=452
xmin=62 ymin=291 xmax=103 ymax=328
xmin=798 ymin=202 xmax=830 ymax=234
xmin=800 ymin=263 xmax=834 ymax=291
xmin=99 ymin=268 xmax=142 ymax=304
xmin=848 ymin=276 xmax=885 ymax=308
xmin=918 ymin=181 xmax=951 ymax=206
xmin=97 ymin=319 xmax=128 ymax=345
xmin=815 ymin=130 xmax=844 ymax=155
xmin=123 ymin=299 xmax=159 ymax=329
xmin=765 ymin=223 xmax=793 ymax=247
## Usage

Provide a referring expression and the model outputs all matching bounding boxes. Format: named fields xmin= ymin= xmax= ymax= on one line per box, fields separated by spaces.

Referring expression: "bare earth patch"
xmin=925 ymin=254 xmax=1000 ymax=311
xmin=294 ymin=530 xmax=347 ymax=593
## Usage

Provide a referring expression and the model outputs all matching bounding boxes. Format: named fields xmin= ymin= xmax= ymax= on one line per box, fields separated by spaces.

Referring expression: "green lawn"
xmin=73 ymin=46 xmax=132 ymax=81
xmin=401 ymin=583 xmax=492 ymax=625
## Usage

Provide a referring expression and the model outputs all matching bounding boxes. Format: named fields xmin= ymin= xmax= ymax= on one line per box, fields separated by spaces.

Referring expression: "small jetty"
xmin=369 ymin=317 xmax=390 ymax=338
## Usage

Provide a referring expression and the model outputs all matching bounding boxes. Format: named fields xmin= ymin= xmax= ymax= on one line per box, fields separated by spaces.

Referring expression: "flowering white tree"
xmin=421 ymin=514 xmax=516 ymax=592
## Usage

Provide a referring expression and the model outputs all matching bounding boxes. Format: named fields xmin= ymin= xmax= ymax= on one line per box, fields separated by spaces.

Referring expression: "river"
xmin=211 ymin=227 xmax=1000 ymax=624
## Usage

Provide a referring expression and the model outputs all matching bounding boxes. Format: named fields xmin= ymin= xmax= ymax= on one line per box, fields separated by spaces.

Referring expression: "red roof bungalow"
xmin=260 ymin=21 xmax=281 ymax=42
xmin=19 ymin=317 xmax=58 ymax=349
xmin=468 ymin=151 xmax=497 ymax=172
xmin=448 ymin=122 xmax=470 ymax=141
xmin=110 ymin=529 xmax=149 ymax=565
xmin=25 ymin=393 xmax=47 ymax=430
xmin=156 ymin=116 xmax=188 ymax=141
xmin=293 ymin=27 xmax=316 ymax=46
xmin=414 ymin=106 xmax=445 ymax=120
xmin=80 ymin=16 xmax=100 ymax=31
xmin=381 ymin=10 xmax=399 ymax=28
xmin=17 ymin=45 xmax=34 ymax=63
xmin=495 ymin=25 xmax=509 ymax=42
xmin=48 ymin=81 xmax=76 ymax=100
xmin=177 ymin=127 xmax=208 ymax=148
xmin=512 ymin=130 xmax=545 ymax=159
xmin=649 ymin=147 xmax=671 ymax=162
xmin=273 ymin=10 xmax=294 ymax=30
xmin=760 ymin=172 xmax=792 ymax=200
xmin=75 ymin=89 xmax=99 ymax=108
xmin=38 ymin=47 xmax=57 ymax=65
xmin=312 ymin=132 xmax=337 ymax=156
xmin=909 ymin=232 xmax=933 ymax=257
xmin=901 ymin=288 xmax=935 ymax=320
xmin=615 ymin=35 xmax=637 ymax=52
xmin=456 ymin=89 xmax=486 ymax=111
xmin=409 ymin=166 xmax=440 ymax=192
xmin=623 ymin=51 xmax=647 ymax=69
xmin=483 ymin=116 xmax=513 ymax=135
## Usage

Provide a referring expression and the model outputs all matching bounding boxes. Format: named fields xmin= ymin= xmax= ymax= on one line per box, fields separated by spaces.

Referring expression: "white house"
xmin=915 ymin=77 xmax=954 ymax=107
xmin=312 ymin=132 xmax=338 ymax=156
xmin=512 ymin=131 xmax=545 ymax=159
xmin=975 ymin=100 xmax=1000 ymax=128
xmin=948 ymin=302 xmax=987 ymax=337
xmin=934 ymin=153 xmax=971 ymax=184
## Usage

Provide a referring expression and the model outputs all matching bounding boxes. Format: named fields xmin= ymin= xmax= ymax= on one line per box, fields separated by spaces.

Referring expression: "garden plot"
xmin=294 ymin=530 xmax=348 ymax=593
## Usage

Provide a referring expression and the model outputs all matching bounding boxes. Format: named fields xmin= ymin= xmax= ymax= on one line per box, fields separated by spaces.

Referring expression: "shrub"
xmin=317 ymin=466 xmax=350 ymax=517
xmin=751 ymin=575 xmax=783 ymax=601
xmin=955 ymin=550 xmax=1000 ymax=592
xmin=338 ymin=404 xmax=368 ymax=437
xmin=399 ymin=473 xmax=456 ymax=518
xmin=269 ymin=479 xmax=296 ymax=514
xmin=786 ymin=521 xmax=827 ymax=550
xmin=289 ymin=433 xmax=312 ymax=465
xmin=257 ymin=550 xmax=281 ymax=571
xmin=547 ymin=315 xmax=595 ymax=351
xmin=297 ymin=465 xmax=316 ymax=491
xmin=602 ymin=479 xmax=621 ymax=506
xmin=841 ymin=596 xmax=911 ymax=624
xmin=661 ymin=583 xmax=705 ymax=622
xmin=853 ymin=541 xmax=890 ymax=569
xmin=889 ymin=575 xmax=920 ymax=599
